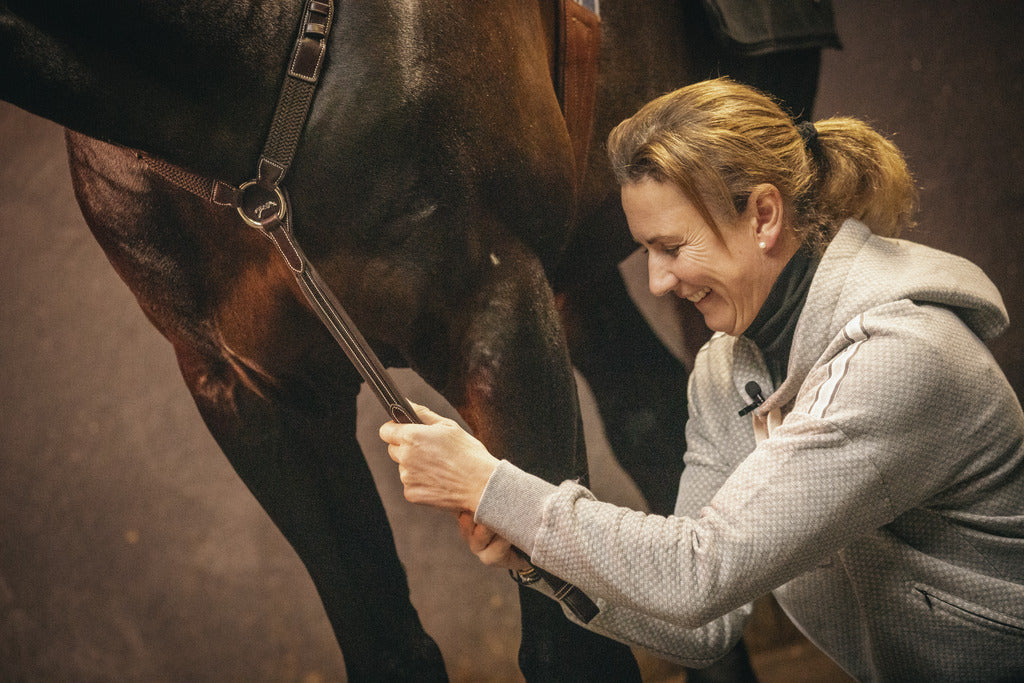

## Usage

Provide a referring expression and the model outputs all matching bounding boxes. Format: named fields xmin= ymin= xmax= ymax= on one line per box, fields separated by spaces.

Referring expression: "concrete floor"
xmin=2 ymin=1 xmax=1021 ymax=680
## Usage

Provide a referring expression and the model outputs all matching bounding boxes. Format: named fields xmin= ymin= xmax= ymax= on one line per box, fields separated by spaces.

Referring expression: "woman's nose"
xmin=647 ymin=254 xmax=678 ymax=297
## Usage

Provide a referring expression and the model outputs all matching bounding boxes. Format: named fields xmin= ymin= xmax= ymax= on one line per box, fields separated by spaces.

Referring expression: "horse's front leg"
xmin=556 ymin=259 xmax=694 ymax=517
xmin=172 ymin=341 xmax=447 ymax=681
xmin=65 ymin=134 xmax=447 ymax=681
xmin=408 ymin=235 xmax=640 ymax=682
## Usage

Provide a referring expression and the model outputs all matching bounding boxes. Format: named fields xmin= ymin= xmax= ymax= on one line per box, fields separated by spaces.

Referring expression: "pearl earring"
xmin=758 ymin=241 xmax=766 ymax=249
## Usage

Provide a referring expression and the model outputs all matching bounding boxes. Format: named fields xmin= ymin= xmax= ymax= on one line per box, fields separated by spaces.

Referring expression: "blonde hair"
xmin=606 ymin=78 xmax=918 ymax=253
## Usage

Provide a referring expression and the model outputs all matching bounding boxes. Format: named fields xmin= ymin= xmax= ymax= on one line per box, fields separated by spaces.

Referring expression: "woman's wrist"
xmin=474 ymin=460 xmax=564 ymax=558
xmin=465 ymin=457 xmax=498 ymax=514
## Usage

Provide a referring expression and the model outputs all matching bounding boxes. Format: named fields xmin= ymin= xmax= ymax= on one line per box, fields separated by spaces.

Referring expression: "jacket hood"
xmin=763 ymin=219 xmax=1008 ymax=413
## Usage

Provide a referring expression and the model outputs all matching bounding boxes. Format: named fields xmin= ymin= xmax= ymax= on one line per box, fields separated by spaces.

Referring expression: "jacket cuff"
xmin=475 ymin=460 xmax=560 ymax=556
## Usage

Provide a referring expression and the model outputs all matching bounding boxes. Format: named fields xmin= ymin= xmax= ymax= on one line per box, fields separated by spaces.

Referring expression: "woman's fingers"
xmin=378 ymin=407 xmax=456 ymax=456
xmin=457 ymin=511 xmax=477 ymax=541
xmin=463 ymin=520 xmax=512 ymax=567
xmin=377 ymin=413 xmax=499 ymax=513
xmin=459 ymin=513 xmax=497 ymax=553
xmin=456 ymin=513 xmax=531 ymax=571
xmin=458 ymin=512 xmax=499 ymax=556
xmin=378 ymin=420 xmax=410 ymax=453
xmin=475 ymin=534 xmax=514 ymax=566
xmin=459 ymin=512 xmax=490 ymax=550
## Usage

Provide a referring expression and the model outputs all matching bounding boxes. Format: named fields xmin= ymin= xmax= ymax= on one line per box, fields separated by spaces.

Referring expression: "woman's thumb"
xmin=409 ymin=401 xmax=446 ymax=425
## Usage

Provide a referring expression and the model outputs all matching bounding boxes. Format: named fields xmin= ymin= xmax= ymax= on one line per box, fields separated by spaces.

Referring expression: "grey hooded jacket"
xmin=475 ymin=219 xmax=1024 ymax=680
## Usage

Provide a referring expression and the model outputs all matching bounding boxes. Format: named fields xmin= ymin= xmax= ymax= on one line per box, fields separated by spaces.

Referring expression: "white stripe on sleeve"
xmin=809 ymin=314 xmax=869 ymax=419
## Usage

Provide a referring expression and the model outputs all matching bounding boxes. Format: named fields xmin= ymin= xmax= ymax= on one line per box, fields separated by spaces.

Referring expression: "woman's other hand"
xmin=379 ymin=403 xmax=499 ymax=513
xmin=458 ymin=512 xmax=531 ymax=572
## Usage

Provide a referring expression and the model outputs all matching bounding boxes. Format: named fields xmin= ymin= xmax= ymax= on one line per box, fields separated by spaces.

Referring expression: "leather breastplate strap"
xmin=143 ymin=0 xmax=333 ymax=271
xmin=141 ymin=0 xmax=600 ymax=625
xmin=554 ymin=0 xmax=601 ymax=188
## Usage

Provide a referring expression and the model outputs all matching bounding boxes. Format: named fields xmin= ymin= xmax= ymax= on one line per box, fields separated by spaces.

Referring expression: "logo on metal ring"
xmin=237 ymin=181 xmax=287 ymax=229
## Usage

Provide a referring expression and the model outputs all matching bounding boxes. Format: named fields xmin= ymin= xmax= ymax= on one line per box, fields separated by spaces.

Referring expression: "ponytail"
xmin=813 ymin=117 xmax=918 ymax=240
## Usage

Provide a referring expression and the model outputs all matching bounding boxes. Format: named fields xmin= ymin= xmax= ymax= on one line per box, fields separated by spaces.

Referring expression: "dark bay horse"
xmin=2 ymin=0 xmax=824 ymax=679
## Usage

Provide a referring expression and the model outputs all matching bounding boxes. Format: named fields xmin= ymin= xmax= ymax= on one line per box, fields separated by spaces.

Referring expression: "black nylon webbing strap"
xmin=142 ymin=0 xmax=601 ymax=625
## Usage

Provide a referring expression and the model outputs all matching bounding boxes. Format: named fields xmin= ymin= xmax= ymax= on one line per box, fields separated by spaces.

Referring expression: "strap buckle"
xmin=236 ymin=181 xmax=287 ymax=230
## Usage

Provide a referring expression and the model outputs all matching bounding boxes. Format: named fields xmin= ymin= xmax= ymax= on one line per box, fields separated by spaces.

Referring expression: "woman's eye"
xmin=640 ymin=244 xmax=682 ymax=256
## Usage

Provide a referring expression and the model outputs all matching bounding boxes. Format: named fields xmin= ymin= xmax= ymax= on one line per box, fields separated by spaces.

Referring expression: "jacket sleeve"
xmin=474 ymin=337 xmax=756 ymax=661
xmin=477 ymin=301 xmax=993 ymax=639
xmin=477 ymin=462 xmax=752 ymax=665
xmin=567 ymin=591 xmax=753 ymax=668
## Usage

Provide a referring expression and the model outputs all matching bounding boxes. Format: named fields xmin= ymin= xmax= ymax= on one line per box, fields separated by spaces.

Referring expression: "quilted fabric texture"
xmin=476 ymin=220 xmax=1024 ymax=679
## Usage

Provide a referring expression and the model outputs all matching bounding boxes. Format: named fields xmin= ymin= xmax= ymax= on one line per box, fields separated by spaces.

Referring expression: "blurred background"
xmin=2 ymin=1 xmax=1021 ymax=680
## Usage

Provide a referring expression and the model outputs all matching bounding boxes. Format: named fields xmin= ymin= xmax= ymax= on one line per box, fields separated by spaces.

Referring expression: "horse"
xmin=1 ymin=0 xmax=827 ymax=678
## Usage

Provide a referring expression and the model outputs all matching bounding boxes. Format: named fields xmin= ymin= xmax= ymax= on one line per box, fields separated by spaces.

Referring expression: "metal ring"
xmin=236 ymin=181 xmax=287 ymax=229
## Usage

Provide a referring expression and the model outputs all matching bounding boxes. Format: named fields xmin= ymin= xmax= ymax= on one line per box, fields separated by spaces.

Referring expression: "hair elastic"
xmin=797 ymin=120 xmax=818 ymax=145
xmin=798 ymin=121 xmax=826 ymax=168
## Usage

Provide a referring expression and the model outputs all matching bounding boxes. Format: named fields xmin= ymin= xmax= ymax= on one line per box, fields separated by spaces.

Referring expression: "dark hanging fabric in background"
xmin=683 ymin=0 xmax=842 ymax=121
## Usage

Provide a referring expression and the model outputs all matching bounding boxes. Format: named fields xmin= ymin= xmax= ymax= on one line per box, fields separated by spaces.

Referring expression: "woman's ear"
xmin=746 ymin=184 xmax=784 ymax=251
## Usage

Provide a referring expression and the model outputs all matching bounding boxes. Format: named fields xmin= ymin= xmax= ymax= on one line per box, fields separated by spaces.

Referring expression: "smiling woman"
xmin=609 ymin=76 xmax=920 ymax=383
xmin=380 ymin=77 xmax=1024 ymax=680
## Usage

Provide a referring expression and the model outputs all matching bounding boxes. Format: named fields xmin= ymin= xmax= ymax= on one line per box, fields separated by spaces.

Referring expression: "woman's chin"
xmin=698 ymin=303 xmax=738 ymax=336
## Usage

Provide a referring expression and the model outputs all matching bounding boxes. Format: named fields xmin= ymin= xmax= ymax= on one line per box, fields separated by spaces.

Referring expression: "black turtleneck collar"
xmin=742 ymin=246 xmax=820 ymax=387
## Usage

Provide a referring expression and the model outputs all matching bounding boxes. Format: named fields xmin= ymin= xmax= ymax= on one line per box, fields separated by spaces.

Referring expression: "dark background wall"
xmin=2 ymin=1 xmax=1021 ymax=681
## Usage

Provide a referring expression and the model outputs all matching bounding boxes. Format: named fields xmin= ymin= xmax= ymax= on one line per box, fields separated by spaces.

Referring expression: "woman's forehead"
xmin=624 ymin=180 xmax=705 ymax=225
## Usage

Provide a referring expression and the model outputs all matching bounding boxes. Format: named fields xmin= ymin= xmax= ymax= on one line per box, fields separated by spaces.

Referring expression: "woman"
xmin=379 ymin=78 xmax=1024 ymax=680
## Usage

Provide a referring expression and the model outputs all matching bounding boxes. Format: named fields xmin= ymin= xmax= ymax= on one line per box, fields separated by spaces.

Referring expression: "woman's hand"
xmin=458 ymin=512 xmax=531 ymax=572
xmin=379 ymin=403 xmax=499 ymax=513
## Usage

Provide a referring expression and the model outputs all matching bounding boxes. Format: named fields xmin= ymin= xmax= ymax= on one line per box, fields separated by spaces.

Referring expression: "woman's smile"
xmin=685 ymin=286 xmax=711 ymax=303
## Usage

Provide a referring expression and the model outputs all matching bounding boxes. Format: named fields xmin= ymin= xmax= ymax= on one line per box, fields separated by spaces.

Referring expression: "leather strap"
xmin=144 ymin=0 xmax=331 ymax=209
xmin=140 ymin=154 xmax=237 ymax=205
xmin=555 ymin=0 xmax=601 ymax=187
xmin=258 ymin=0 xmax=332 ymax=185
